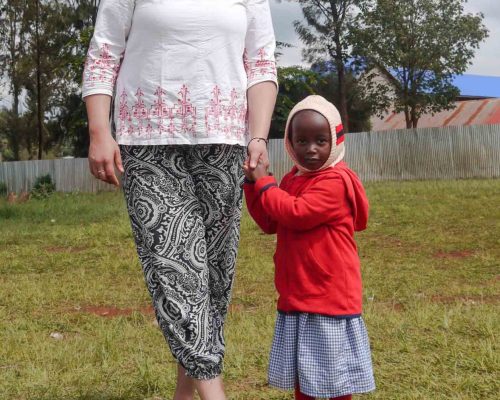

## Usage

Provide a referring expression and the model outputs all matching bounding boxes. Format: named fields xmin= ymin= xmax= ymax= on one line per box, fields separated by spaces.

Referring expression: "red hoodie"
xmin=244 ymin=161 xmax=369 ymax=317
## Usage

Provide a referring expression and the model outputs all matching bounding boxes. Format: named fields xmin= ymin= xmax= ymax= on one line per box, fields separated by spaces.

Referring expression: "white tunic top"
xmin=82 ymin=0 xmax=278 ymax=146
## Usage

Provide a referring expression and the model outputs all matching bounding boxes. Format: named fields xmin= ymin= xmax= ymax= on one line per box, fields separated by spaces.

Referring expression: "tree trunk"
xmin=10 ymin=73 xmax=22 ymax=161
xmin=8 ymin=8 xmax=21 ymax=160
xmin=91 ymin=0 xmax=99 ymax=26
xmin=404 ymin=105 xmax=412 ymax=129
xmin=333 ymin=47 xmax=349 ymax=132
xmin=411 ymin=106 xmax=418 ymax=128
xmin=337 ymin=63 xmax=349 ymax=133
xmin=36 ymin=0 xmax=43 ymax=160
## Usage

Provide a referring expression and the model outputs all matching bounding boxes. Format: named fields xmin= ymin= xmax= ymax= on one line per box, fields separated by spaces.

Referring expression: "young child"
xmin=243 ymin=95 xmax=375 ymax=400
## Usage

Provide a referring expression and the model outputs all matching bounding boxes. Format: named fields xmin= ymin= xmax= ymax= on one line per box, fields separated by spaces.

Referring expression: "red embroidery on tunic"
xmin=206 ymin=86 xmax=223 ymax=135
xmin=117 ymin=84 xmax=202 ymax=138
xmin=83 ymin=43 xmax=120 ymax=88
xmin=118 ymin=89 xmax=131 ymax=136
xmin=244 ymin=47 xmax=277 ymax=82
xmin=132 ymin=88 xmax=150 ymax=136
xmin=150 ymin=86 xmax=175 ymax=135
xmin=175 ymin=85 xmax=197 ymax=134
xmin=227 ymin=88 xmax=240 ymax=129
xmin=205 ymin=86 xmax=247 ymax=139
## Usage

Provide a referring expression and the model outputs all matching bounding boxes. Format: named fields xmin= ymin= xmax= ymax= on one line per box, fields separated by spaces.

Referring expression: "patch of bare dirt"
xmin=375 ymin=301 xmax=405 ymax=312
xmin=431 ymin=295 xmax=499 ymax=304
xmin=372 ymin=235 xmax=423 ymax=252
xmin=433 ymin=250 xmax=475 ymax=259
xmin=76 ymin=305 xmax=154 ymax=318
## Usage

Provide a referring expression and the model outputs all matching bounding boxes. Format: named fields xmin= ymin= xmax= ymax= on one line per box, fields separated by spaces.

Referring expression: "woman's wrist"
xmin=89 ymin=123 xmax=112 ymax=140
xmin=248 ymin=137 xmax=268 ymax=147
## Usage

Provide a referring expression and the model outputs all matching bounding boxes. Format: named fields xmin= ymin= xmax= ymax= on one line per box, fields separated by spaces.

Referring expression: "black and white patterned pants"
xmin=120 ymin=144 xmax=245 ymax=380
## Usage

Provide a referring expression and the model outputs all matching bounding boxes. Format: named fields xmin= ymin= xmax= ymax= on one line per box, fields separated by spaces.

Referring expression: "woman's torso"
xmin=117 ymin=0 xmax=248 ymax=144
xmin=83 ymin=0 xmax=277 ymax=146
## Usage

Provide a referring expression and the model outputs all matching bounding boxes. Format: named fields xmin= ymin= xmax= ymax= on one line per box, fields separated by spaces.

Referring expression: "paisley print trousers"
xmin=120 ymin=144 xmax=245 ymax=380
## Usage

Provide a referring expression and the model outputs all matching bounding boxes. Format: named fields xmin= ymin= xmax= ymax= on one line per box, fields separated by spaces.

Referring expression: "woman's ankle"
xmin=194 ymin=376 xmax=226 ymax=400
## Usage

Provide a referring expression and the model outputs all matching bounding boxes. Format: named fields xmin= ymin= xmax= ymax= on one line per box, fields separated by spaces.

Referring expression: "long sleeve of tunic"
xmin=82 ymin=0 xmax=277 ymax=145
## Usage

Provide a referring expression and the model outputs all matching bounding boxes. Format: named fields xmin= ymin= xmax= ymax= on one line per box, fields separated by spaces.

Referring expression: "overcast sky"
xmin=270 ymin=0 xmax=500 ymax=76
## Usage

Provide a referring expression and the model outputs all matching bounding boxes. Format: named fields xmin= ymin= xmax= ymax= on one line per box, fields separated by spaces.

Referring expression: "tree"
xmin=353 ymin=0 xmax=488 ymax=128
xmin=0 ymin=0 xmax=100 ymax=160
xmin=270 ymin=65 xmax=372 ymax=139
xmin=0 ymin=0 xmax=29 ymax=160
xmin=21 ymin=0 xmax=98 ymax=159
xmin=0 ymin=108 xmax=11 ymax=161
xmin=270 ymin=66 xmax=320 ymax=138
xmin=294 ymin=0 xmax=367 ymax=133
xmin=53 ymin=0 xmax=100 ymax=157
xmin=311 ymin=61 xmax=372 ymax=132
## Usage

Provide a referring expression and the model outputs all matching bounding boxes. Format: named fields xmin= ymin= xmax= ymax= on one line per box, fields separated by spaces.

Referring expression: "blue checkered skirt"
xmin=268 ymin=312 xmax=375 ymax=398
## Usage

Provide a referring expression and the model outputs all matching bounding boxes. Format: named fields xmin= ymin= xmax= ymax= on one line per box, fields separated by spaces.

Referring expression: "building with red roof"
xmin=370 ymin=74 xmax=500 ymax=131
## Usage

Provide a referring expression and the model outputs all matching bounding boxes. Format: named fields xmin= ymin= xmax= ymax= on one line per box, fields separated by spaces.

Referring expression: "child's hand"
xmin=243 ymin=159 xmax=269 ymax=182
xmin=243 ymin=160 xmax=254 ymax=181
xmin=252 ymin=159 xmax=268 ymax=180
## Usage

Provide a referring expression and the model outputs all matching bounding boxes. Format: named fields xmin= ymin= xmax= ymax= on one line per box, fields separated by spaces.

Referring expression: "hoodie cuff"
xmin=255 ymin=175 xmax=278 ymax=195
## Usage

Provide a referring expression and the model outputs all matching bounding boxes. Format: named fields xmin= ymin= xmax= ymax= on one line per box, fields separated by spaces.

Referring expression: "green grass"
xmin=0 ymin=180 xmax=499 ymax=399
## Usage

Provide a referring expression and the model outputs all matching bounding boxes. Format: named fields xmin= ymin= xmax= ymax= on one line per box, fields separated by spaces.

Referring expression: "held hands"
xmin=246 ymin=137 xmax=269 ymax=169
xmin=245 ymin=138 xmax=269 ymax=182
xmin=243 ymin=158 xmax=268 ymax=182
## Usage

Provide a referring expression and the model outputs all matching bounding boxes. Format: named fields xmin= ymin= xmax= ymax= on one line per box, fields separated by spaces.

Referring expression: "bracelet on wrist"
xmin=248 ymin=137 xmax=269 ymax=147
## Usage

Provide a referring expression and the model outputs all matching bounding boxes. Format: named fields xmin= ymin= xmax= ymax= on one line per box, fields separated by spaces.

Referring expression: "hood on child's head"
xmin=284 ymin=95 xmax=345 ymax=173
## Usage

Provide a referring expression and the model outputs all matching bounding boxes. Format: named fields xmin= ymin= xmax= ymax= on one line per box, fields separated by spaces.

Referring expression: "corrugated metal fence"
xmin=269 ymin=124 xmax=500 ymax=182
xmin=1 ymin=124 xmax=499 ymax=193
xmin=0 ymin=158 xmax=116 ymax=193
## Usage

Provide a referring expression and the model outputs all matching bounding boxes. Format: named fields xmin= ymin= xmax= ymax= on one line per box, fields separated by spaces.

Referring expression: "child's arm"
xmin=243 ymin=160 xmax=278 ymax=234
xmin=253 ymin=174 xmax=346 ymax=231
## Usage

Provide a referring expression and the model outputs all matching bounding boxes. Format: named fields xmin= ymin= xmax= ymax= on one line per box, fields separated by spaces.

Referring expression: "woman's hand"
xmin=85 ymin=94 xmax=123 ymax=187
xmin=243 ymin=159 xmax=268 ymax=182
xmin=88 ymin=127 xmax=123 ymax=187
xmin=246 ymin=139 xmax=269 ymax=169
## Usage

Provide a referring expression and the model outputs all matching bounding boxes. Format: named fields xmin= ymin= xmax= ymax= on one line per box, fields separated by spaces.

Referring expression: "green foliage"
xmin=311 ymin=62 xmax=373 ymax=133
xmin=294 ymin=0 xmax=367 ymax=64
xmin=271 ymin=66 xmax=320 ymax=139
xmin=0 ymin=182 xmax=7 ymax=197
xmin=46 ymin=93 xmax=90 ymax=158
xmin=30 ymin=173 xmax=56 ymax=199
xmin=270 ymin=65 xmax=372 ymax=139
xmin=294 ymin=1 xmax=368 ymax=132
xmin=353 ymin=0 xmax=489 ymax=128
xmin=0 ymin=0 xmax=99 ymax=160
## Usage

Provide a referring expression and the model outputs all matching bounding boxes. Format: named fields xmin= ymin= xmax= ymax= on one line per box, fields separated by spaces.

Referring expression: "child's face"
xmin=290 ymin=110 xmax=332 ymax=170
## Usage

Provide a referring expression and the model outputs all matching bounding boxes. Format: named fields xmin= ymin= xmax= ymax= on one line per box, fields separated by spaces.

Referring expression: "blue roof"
xmin=309 ymin=62 xmax=500 ymax=98
xmin=452 ymin=74 xmax=500 ymax=98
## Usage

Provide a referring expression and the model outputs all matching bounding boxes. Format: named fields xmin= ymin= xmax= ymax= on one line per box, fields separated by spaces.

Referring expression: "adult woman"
xmin=82 ymin=1 xmax=277 ymax=399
